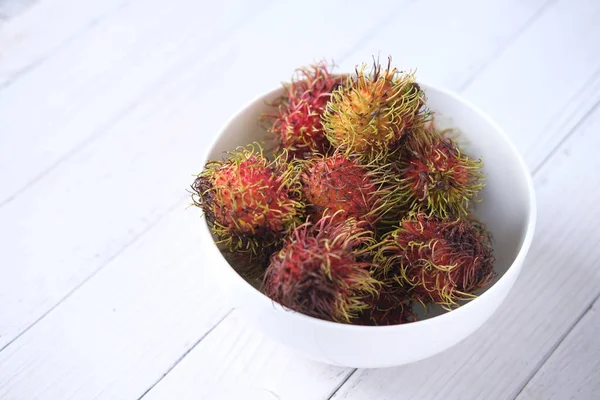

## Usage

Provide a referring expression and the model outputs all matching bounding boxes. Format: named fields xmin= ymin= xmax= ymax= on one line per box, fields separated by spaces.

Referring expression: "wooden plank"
xmin=133 ymin=0 xmax=581 ymax=398
xmin=462 ymin=0 xmax=600 ymax=171
xmin=0 ymin=0 xmax=420 ymax=208
xmin=179 ymin=0 xmax=413 ymax=115
xmin=331 ymin=92 xmax=600 ymax=400
xmin=348 ymin=0 xmax=600 ymax=173
xmin=0 ymin=0 xmax=409 ymax=388
xmin=0 ymin=3 xmax=408 ymax=395
xmin=0 ymin=0 xmax=408 ymax=349
xmin=140 ymin=1 xmax=600 ymax=398
xmin=0 ymin=0 xmax=265 ymax=206
xmin=343 ymin=0 xmax=551 ymax=90
xmin=0 ymin=0 xmax=264 ymax=351
xmin=0 ymin=206 xmax=233 ymax=400
xmin=341 ymin=0 xmax=600 ymax=177
xmin=517 ymin=295 xmax=600 ymax=400
xmin=0 ymin=0 xmax=128 ymax=88
xmin=142 ymin=310 xmax=351 ymax=400
xmin=1 ymin=1 xmax=595 ymax=399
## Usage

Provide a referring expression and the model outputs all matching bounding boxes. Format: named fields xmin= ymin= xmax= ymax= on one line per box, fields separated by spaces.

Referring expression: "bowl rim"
xmin=200 ymin=80 xmax=538 ymax=331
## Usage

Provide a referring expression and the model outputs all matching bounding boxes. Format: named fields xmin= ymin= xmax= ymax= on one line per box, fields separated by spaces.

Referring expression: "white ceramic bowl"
xmin=199 ymin=82 xmax=536 ymax=368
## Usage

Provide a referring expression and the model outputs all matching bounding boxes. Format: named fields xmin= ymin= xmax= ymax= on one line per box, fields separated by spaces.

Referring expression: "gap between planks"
xmin=0 ymin=196 xmax=186 ymax=353
xmin=516 ymin=292 xmax=600 ymax=399
xmin=0 ymin=0 xmax=130 ymax=90
xmin=329 ymin=71 xmax=600 ymax=399
xmin=112 ymin=1 xmax=567 ymax=392
xmin=326 ymin=370 xmax=358 ymax=400
xmin=531 ymin=87 xmax=600 ymax=176
xmin=513 ymin=290 xmax=600 ymax=399
xmin=0 ymin=0 xmax=410 ymax=356
xmin=457 ymin=0 xmax=559 ymax=92
xmin=143 ymin=0 xmax=600 ymax=396
xmin=0 ymin=0 xmax=592 ymax=396
xmin=137 ymin=309 xmax=234 ymax=400
xmin=130 ymin=5 xmax=419 ymax=395
xmin=179 ymin=91 xmax=600 ymax=400
xmin=0 ymin=0 xmax=272 ymax=208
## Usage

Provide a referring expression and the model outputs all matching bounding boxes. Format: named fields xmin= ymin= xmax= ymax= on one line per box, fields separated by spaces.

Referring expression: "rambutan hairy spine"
xmin=300 ymin=153 xmax=401 ymax=229
xmin=190 ymin=143 xmax=304 ymax=256
xmin=375 ymin=213 xmax=495 ymax=310
xmin=262 ymin=215 xmax=381 ymax=323
xmin=263 ymin=61 xmax=346 ymax=159
xmin=323 ymin=57 xmax=427 ymax=162
xmin=394 ymin=124 xmax=486 ymax=219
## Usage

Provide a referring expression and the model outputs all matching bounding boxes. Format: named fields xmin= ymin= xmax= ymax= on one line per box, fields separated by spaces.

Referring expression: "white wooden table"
xmin=1 ymin=0 xmax=599 ymax=398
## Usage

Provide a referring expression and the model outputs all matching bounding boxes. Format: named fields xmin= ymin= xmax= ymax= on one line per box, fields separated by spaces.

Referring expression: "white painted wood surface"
xmin=331 ymin=88 xmax=600 ymax=400
xmin=1 ymin=0 xmax=599 ymax=399
xmin=517 ymin=295 xmax=600 ymax=400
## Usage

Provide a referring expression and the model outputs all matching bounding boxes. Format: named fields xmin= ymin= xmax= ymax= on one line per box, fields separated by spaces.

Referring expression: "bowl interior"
xmin=205 ymin=83 xmax=533 ymax=319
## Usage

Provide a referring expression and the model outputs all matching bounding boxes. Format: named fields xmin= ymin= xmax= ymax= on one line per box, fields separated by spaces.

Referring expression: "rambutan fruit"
xmin=265 ymin=62 xmax=345 ymax=159
xmin=355 ymin=289 xmax=416 ymax=326
xmin=300 ymin=153 xmax=395 ymax=228
xmin=222 ymin=244 xmax=278 ymax=289
xmin=288 ymin=61 xmax=345 ymax=111
xmin=270 ymin=100 xmax=326 ymax=159
xmin=376 ymin=213 xmax=495 ymax=310
xmin=191 ymin=143 xmax=304 ymax=255
xmin=395 ymin=128 xmax=485 ymax=219
xmin=262 ymin=216 xmax=380 ymax=323
xmin=323 ymin=58 xmax=427 ymax=162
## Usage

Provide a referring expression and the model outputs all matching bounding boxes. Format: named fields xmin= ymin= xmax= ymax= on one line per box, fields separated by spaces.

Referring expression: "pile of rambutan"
xmin=191 ymin=58 xmax=495 ymax=326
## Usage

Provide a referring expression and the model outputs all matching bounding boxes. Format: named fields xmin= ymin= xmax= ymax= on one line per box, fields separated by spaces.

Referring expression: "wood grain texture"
xmin=137 ymin=0 xmax=589 ymax=399
xmin=0 ymin=206 xmax=233 ymax=400
xmin=142 ymin=1 xmax=600 ymax=397
xmin=343 ymin=0 xmax=551 ymax=89
xmin=0 ymin=0 xmax=267 ymax=206
xmin=0 ymin=0 xmax=408 ymax=396
xmin=0 ymin=0 xmax=128 ymax=88
xmin=1 ymin=0 xmax=599 ymax=398
xmin=0 ymin=0 xmax=407 ymax=349
xmin=142 ymin=310 xmax=351 ymax=400
xmin=331 ymin=91 xmax=600 ymax=400
xmin=0 ymin=39 xmax=242 ymax=351
xmin=517 ymin=295 xmax=600 ymax=400
xmin=462 ymin=0 xmax=600 ymax=171
xmin=343 ymin=0 xmax=600 ymax=173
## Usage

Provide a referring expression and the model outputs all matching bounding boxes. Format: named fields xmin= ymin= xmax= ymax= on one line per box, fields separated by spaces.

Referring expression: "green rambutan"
xmin=300 ymin=153 xmax=395 ymax=228
xmin=262 ymin=216 xmax=380 ymax=323
xmin=376 ymin=213 xmax=495 ymax=310
xmin=395 ymin=126 xmax=485 ymax=218
xmin=323 ymin=58 xmax=426 ymax=162
xmin=191 ymin=144 xmax=304 ymax=255
xmin=266 ymin=62 xmax=345 ymax=159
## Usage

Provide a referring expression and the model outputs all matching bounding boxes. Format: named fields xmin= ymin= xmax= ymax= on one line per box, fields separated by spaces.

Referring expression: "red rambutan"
xmin=288 ymin=61 xmax=344 ymax=110
xmin=376 ymin=213 xmax=495 ymax=309
xmin=355 ymin=289 xmax=416 ymax=326
xmin=191 ymin=144 xmax=304 ymax=255
xmin=395 ymin=127 xmax=485 ymax=218
xmin=300 ymin=153 xmax=394 ymax=227
xmin=262 ymin=216 xmax=380 ymax=323
xmin=270 ymin=100 xmax=326 ymax=159
xmin=266 ymin=62 xmax=345 ymax=159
